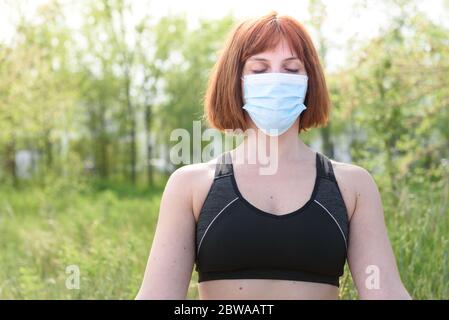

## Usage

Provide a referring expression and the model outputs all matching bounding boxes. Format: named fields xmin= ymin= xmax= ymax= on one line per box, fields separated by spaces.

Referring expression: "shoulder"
xmin=168 ymin=158 xmax=217 ymax=185
xmin=165 ymin=156 xmax=219 ymax=221
xmin=329 ymin=158 xmax=378 ymax=221
xmin=330 ymin=159 xmax=374 ymax=184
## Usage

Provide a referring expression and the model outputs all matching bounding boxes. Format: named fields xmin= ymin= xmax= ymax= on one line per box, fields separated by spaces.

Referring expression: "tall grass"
xmin=0 ymin=169 xmax=447 ymax=299
xmin=339 ymin=168 xmax=449 ymax=299
xmin=0 ymin=176 xmax=164 ymax=299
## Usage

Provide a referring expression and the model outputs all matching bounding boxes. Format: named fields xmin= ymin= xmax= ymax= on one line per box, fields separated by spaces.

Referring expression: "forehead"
xmin=240 ymin=18 xmax=308 ymax=66
xmin=251 ymin=37 xmax=295 ymax=57
xmin=245 ymin=36 xmax=302 ymax=64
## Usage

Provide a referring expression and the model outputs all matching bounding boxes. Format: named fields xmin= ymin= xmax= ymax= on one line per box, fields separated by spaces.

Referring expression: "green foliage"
xmin=339 ymin=165 xmax=449 ymax=299
xmin=0 ymin=0 xmax=448 ymax=299
xmin=0 ymin=177 xmax=165 ymax=299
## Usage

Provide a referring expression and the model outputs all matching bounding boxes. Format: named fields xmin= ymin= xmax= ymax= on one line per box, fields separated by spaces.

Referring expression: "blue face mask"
xmin=241 ymin=72 xmax=308 ymax=136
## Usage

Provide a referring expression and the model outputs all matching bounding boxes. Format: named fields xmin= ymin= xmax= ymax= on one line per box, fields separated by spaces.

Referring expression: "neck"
xmin=234 ymin=125 xmax=311 ymax=166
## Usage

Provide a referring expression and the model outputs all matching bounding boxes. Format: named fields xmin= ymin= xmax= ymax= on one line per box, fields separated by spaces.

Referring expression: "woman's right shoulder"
xmin=165 ymin=156 xmax=220 ymax=221
xmin=168 ymin=156 xmax=219 ymax=186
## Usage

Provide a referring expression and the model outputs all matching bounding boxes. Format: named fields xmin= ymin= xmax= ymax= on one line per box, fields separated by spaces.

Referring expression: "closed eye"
xmin=251 ymin=69 xmax=267 ymax=74
xmin=250 ymin=69 xmax=300 ymax=74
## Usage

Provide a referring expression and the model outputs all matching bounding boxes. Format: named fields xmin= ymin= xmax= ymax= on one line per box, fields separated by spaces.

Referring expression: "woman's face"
xmin=241 ymin=37 xmax=307 ymax=81
xmin=240 ymin=38 xmax=307 ymax=131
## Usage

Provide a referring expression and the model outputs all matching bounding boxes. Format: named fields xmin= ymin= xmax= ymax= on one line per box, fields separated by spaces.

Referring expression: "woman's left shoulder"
xmin=329 ymin=159 xmax=377 ymax=221
xmin=330 ymin=159 xmax=373 ymax=180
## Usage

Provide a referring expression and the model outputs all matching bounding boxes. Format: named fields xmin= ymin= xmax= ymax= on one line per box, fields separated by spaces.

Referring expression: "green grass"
xmin=0 ymin=176 xmax=164 ymax=299
xmin=0 ymin=172 xmax=447 ymax=299
xmin=339 ymin=172 xmax=449 ymax=299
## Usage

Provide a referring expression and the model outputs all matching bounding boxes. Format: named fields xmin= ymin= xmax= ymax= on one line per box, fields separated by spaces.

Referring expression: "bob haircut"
xmin=203 ymin=11 xmax=330 ymax=134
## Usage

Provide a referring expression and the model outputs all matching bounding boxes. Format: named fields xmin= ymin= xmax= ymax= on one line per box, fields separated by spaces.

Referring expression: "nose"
xmin=270 ymin=65 xmax=283 ymax=73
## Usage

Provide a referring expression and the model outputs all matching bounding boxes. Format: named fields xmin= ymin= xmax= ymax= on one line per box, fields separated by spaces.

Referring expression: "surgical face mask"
xmin=241 ymin=72 xmax=308 ymax=136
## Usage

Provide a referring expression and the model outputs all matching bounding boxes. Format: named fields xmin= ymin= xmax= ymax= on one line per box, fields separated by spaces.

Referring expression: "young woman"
xmin=136 ymin=12 xmax=411 ymax=300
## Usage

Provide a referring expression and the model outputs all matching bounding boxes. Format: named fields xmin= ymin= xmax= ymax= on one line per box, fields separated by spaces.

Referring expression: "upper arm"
xmin=346 ymin=166 xmax=411 ymax=299
xmin=135 ymin=166 xmax=196 ymax=299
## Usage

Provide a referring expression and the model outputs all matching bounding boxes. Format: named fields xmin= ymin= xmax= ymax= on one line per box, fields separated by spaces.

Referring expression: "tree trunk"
xmin=125 ymin=68 xmax=136 ymax=185
xmin=99 ymin=104 xmax=109 ymax=180
xmin=5 ymin=135 xmax=18 ymax=186
xmin=321 ymin=125 xmax=334 ymax=159
xmin=144 ymin=103 xmax=154 ymax=187
xmin=44 ymin=129 xmax=53 ymax=169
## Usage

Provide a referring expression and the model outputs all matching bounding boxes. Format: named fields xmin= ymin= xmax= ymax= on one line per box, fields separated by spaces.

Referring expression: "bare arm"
xmin=135 ymin=166 xmax=196 ymax=299
xmin=347 ymin=167 xmax=411 ymax=299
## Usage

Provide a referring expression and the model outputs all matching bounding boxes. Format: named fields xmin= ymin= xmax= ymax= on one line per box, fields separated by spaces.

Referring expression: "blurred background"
xmin=0 ymin=0 xmax=448 ymax=299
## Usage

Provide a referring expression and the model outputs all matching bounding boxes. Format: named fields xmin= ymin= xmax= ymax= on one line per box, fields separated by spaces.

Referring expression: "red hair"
xmin=204 ymin=11 xmax=331 ymax=134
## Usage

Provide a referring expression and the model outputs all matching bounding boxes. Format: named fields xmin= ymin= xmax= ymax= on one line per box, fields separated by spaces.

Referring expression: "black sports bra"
xmin=194 ymin=151 xmax=349 ymax=287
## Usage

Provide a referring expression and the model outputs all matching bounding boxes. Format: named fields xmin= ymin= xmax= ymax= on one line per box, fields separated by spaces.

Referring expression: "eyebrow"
xmin=248 ymin=56 xmax=300 ymax=62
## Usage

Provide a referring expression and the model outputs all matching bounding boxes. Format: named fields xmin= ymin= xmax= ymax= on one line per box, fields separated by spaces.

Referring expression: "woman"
xmin=136 ymin=12 xmax=411 ymax=300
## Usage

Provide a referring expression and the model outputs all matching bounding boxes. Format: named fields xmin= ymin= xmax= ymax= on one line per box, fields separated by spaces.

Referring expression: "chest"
xmin=233 ymin=165 xmax=317 ymax=215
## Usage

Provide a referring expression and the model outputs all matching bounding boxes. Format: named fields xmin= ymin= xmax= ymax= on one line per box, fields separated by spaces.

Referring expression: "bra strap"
xmin=316 ymin=151 xmax=337 ymax=182
xmin=214 ymin=151 xmax=233 ymax=178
